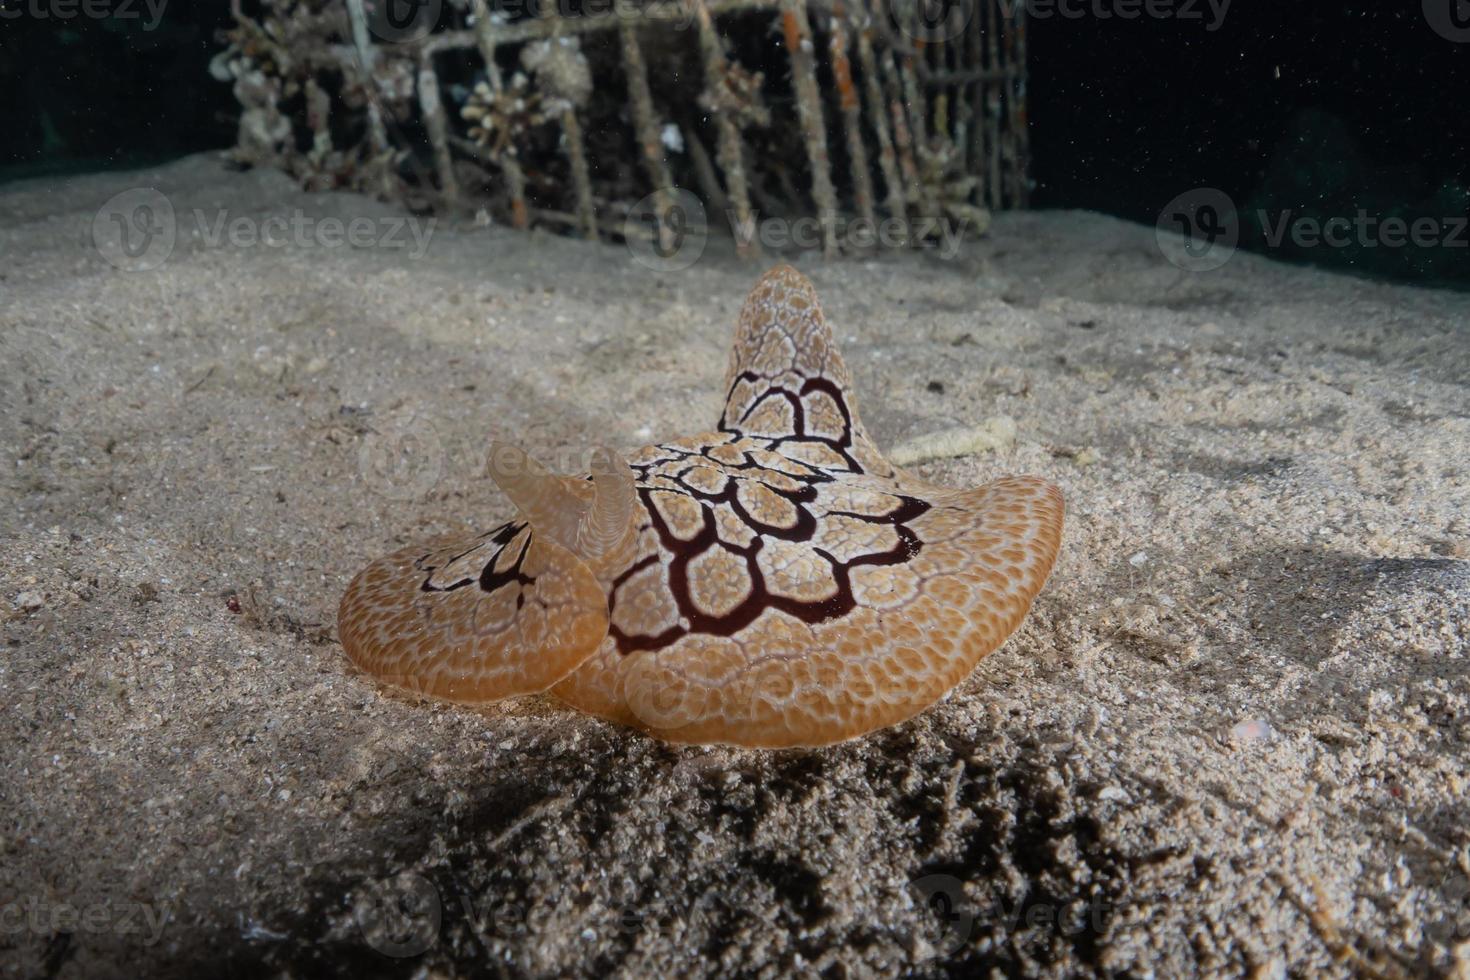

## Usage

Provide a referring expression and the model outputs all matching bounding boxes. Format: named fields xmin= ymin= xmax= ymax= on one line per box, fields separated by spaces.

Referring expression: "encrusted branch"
xmin=621 ymin=25 xmax=678 ymax=253
xmin=780 ymin=0 xmax=838 ymax=255
xmin=691 ymin=0 xmax=758 ymax=255
xmin=826 ymin=2 xmax=875 ymax=227
xmin=343 ymin=0 xmax=395 ymax=197
xmin=417 ymin=51 xmax=459 ymax=206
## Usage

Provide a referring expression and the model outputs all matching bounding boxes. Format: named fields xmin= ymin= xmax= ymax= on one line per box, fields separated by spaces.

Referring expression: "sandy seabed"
xmin=1 ymin=155 xmax=1467 ymax=978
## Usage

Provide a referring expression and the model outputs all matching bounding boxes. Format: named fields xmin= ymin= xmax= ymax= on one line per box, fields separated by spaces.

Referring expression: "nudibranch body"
xmin=338 ymin=265 xmax=1063 ymax=747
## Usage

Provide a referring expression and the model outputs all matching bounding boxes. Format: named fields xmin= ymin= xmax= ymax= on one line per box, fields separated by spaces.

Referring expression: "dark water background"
xmin=2 ymin=0 xmax=1467 ymax=287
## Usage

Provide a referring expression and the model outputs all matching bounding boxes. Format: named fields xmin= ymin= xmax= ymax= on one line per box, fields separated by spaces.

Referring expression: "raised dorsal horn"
xmin=486 ymin=441 xmax=635 ymax=565
xmin=579 ymin=446 xmax=636 ymax=561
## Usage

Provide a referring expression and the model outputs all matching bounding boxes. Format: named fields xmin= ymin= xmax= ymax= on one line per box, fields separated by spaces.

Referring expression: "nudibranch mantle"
xmin=338 ymin=265 xmax=1063 ymax=747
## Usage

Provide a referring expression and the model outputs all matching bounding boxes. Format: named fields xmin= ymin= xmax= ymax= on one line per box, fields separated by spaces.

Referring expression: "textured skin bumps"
xmin=337 ymin=264 xmax=1065 ymax=747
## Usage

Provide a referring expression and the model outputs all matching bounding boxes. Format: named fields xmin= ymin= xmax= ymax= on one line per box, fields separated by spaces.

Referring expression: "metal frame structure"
xmin=214 ymin=0 xmax=1028 ymax=254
